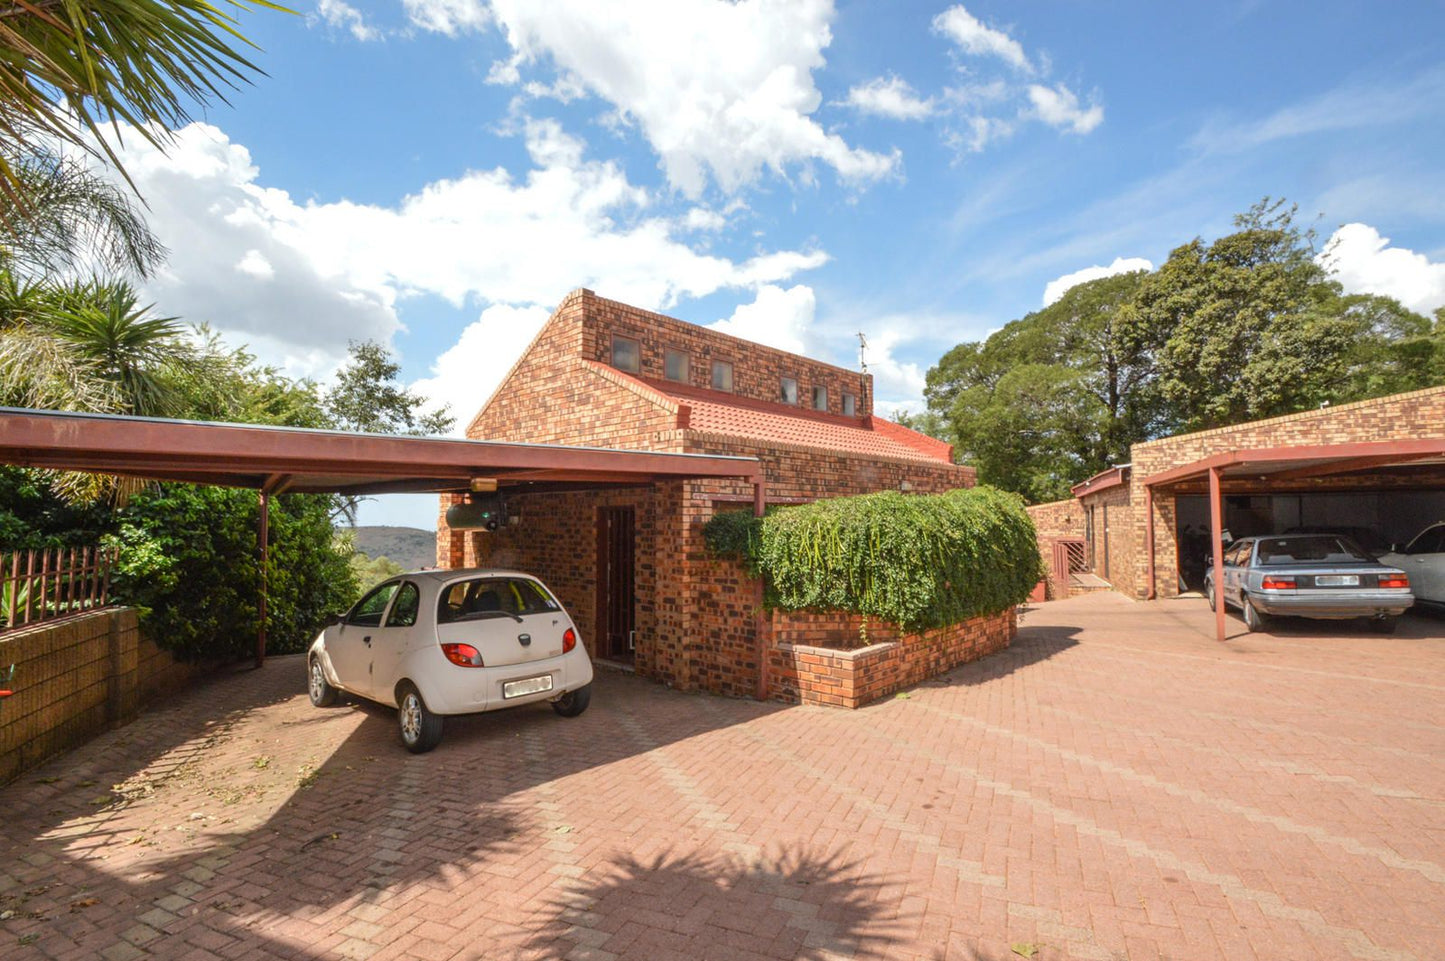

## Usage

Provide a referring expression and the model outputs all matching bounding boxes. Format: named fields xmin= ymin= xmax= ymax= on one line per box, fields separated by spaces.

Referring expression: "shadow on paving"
xmin=918 ymin=621 xmax=1081 ymax=692
xmin=3 ymin=660 xmax=860 ymax=959
xmin=522 ymin=848 xmax=899 ymax=960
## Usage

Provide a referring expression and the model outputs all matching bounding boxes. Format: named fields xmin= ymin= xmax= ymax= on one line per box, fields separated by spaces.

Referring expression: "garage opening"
xmin=1174 ymin=490 xmax=1445 ymax=592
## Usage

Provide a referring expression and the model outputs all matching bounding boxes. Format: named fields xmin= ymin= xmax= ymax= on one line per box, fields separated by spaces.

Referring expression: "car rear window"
xmin=1256 ymin=537 xmax=1369 ymax=565
xmin=437 ymin=577 xmax=561 ymax=623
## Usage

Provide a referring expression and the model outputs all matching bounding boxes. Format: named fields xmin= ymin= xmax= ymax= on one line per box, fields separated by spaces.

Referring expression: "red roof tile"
xmin=648 ymin=378 xmax=955 ymax=464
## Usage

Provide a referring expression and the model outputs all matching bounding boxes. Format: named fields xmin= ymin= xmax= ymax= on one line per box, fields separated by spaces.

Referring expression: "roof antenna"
xmin=857 ymin=332 xmax=869 ymax=373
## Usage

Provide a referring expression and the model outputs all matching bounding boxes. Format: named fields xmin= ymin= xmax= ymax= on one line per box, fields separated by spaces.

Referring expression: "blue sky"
xmin=112 ymin=1 xmax=1445 ymax=529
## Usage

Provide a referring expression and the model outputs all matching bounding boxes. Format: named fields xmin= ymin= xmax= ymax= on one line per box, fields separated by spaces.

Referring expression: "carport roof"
xmin=0 ymin=407 xmax=762 ymax=495
xmin=1140 ymin=438 xmax=1445 ymax=489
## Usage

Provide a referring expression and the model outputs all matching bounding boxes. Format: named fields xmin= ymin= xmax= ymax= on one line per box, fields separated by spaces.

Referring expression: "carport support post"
xmin=1144 ymin=485 xmax=1156 ymax=600
xmin=753 ymin=475 xmax=770 ymax=702
xmin=257 ymin=489 xmax=269 ymax=669
xmin=1208 ymin=466 xmax=1226 ymax=643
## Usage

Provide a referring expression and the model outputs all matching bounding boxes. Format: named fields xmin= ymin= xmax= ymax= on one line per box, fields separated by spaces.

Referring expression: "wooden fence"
xmin=1 ymin=545 xmax=118 ymax=631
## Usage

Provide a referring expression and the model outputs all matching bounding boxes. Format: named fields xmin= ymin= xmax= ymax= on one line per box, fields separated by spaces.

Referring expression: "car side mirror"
xmin=325 ymin=613 xmax=343 ymax=627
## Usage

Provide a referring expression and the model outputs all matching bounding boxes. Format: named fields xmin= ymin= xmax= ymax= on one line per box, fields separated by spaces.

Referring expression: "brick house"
xmin=1029 ymin=386 xmax=1445 ymax=605
xmin=438 ymin=289 xmax=1012 ymax=703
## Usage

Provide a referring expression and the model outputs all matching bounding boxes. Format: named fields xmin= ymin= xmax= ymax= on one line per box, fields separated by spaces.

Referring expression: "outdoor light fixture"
xmin=898 ymin=480 xmax=914 ymax=492
xmin=446 ymin=493 xmax=507 ymax=531
xmin=470 ymin=477 xmax=499 ymax=493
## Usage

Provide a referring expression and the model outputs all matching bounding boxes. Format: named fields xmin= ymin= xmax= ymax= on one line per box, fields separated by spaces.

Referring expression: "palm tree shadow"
xmin=523 ymin=847 xmax=902 ymax=960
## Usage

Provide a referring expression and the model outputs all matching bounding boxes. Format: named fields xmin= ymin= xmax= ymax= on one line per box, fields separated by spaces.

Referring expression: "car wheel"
xmin=551 ymin=682 xmax=592 ymax=718
xmin=1205 ymin=580 xmax=1216 ymax=612
xmin=308 ymin=656 xmax=337 ymax=707
xmin=1368 ymin=616 xmax=1398 ymax=635
xmin=396 ymin=682 xmax=444 ymax=753
xmin=1242 ymin=597 xmax=1268 ymax=633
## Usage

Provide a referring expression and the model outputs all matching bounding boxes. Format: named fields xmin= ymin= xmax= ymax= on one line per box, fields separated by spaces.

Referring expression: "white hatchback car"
xmin=307 ymin=569 xmax=594 ymax=752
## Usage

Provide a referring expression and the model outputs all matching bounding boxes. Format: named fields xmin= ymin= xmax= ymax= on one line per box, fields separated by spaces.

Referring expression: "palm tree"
xmin=0 ymin=147 xmax=166 ymax=278
xmin=0 ymin=0 xmax=284 ymax=205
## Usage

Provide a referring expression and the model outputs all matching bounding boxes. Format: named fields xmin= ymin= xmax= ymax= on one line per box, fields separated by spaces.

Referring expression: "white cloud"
xmin=402 ymin=0 xmax=490 ymax=36
xmin=1026 ymin=84 xmax=1103 ymax=135
xmin=844 ymin=76 xmax=934 ymax=120
xmin=931 ymin=5 xmax=1031 ymax=73
xmin=926 ymin=8 xmax=1100 ymax=152
xmin=235 ymin=249 xmax=274 ymax=280
xmin=681 ymin=207 xmax=727 ymax=232
xmin=314 ymin=0 xmax=381 ymax=41
xmin=1323 ymin=223 xmax=1445 ymax=315
xmin=410 ymin=304 xmax=551 ymax=434
xmin=708 ymin=284 xmax=815 ymax=355
xmin=1042 ymin=256 xmax=1152 ymax=306
xmin=110 ymin=119 xmax=827 ymax=380
xmin=477 ymin=0 xmax=898 ymax=197
xmin=860 ymin=326 xmax=927 ymax=416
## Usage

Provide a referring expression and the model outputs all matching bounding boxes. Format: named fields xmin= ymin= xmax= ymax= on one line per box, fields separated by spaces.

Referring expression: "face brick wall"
xmin=1026 ymin=498 xmax=1086 ymax=599
xmin=441 ymin=287 xmax=982 ymax=700
xmin=576 ymin=290 xmax=874 ymax=418
xmin=1128 ymin=386 xmax=1445 ymax=599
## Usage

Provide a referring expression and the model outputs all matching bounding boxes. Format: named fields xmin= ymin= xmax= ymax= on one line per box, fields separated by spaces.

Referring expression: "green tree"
xmin=1119 ymin=198 xmax=1354 ymax=431
xmin=924 ymin=270 xmax=1150 ymax=501
xmin=324 ymin=340 xmax=453 ymax=436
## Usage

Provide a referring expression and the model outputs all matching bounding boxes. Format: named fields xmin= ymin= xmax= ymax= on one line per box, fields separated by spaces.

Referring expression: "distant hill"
xmin=347 ymin=526 xmax=437 ymax=571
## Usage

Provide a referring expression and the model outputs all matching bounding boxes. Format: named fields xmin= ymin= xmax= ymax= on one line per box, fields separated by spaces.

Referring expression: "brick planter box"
xmin=766 ymin=607 xmax=1016 ymax=708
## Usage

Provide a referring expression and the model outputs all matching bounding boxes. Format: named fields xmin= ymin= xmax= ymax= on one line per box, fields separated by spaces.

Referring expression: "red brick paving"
xmin=1 ymin=593 xmax=1441 ymax=960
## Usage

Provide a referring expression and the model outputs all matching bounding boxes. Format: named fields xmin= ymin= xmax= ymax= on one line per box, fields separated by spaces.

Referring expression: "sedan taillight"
xmin=1260 ymin=577 xmax=1296 ymax=590
xmin=441 ymin=643 xmax=485 ymax=667
xmin=562 ymin=628 xmax=577 ymax=654
xmin=1379 ymin=575 xmax=1410 ymax=590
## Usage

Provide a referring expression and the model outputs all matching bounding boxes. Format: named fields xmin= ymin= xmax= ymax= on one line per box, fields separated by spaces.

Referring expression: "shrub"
xmin=108 ymin=485 xmax=358 ymax=661
xmin=703 ymin=486 xmax=1042 ymax=632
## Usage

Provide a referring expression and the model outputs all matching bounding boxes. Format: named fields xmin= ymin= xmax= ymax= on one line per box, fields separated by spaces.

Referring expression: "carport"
xmin=0 ymin=407 xmax=764 ymax=663
xmin=1140 ymin=438 xmax=1445 ymax=640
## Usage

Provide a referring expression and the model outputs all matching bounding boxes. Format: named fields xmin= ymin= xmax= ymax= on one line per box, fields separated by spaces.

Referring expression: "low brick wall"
xmin=767 ymin=608 xmax=1016 ymax=708
xmin=0 ymin=609 xmax=200 ymax=784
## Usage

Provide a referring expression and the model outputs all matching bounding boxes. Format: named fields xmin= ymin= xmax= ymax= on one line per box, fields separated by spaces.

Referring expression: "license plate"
xmin=1315 ymin=575 xmax=1359 ymax=587
xmin=503 ymin=674 xmax=554 ymax=699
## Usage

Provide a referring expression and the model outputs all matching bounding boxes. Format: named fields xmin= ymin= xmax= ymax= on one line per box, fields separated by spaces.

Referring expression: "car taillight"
xmin=441 ymin=643 xmax=485 ymax=667
xmin=1261 ymin=577 xmax=1296 ymax=590
xmin=1379 ymin=575 xmax=1410 ymax=589
xmin=562 ymin=628 xmax=576 ymax=654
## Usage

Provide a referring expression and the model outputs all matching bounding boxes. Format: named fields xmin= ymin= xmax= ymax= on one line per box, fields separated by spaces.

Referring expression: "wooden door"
xmin=595 ymin=507 xmax=636 ymax=660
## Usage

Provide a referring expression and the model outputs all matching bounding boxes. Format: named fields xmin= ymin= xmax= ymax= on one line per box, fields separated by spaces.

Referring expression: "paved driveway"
xmin=1 ymin=594 xmax=1442 ymax=961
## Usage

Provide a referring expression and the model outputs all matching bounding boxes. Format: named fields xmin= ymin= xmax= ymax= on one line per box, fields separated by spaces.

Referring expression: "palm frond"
xmin=0 ymin=0 xmax=290 ymax=204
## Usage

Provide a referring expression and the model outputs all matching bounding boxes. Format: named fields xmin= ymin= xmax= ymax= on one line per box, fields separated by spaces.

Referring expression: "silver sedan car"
xmin=1204 ymin=534 xmax=1413 ymax=633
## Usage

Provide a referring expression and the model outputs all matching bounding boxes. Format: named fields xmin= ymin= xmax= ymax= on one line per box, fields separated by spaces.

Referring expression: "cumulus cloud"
xmin=1323 ymin=224 xmax=1445 ymax=315
xmin=708 ymin=284 xmax=816 ymax=355
xmin=843 ymin=76 xmax=934 ymax=120
xmin=476 ymin=0 xmax=898 ymax=197
xmin=931 ymin=5 xmax=1031 ymax=73
xmin=108 ymin=119 xmax=827 ymax=380
xmin=410 ymin=304 xmax=552 ymax=434
xmin=1042 ymin=256 xmax=1152 ymax=306
xmin=402 ymin=0 xmax=491 ymax=36
xmin=314 ymin=0 xmax=381 ymax=41
xmin=1026 ymin=83 xmax=1103 ymax=134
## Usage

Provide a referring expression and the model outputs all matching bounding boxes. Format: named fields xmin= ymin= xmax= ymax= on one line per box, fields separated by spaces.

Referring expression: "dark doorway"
xmin=595 ymin=507 xmax=636 ymax=662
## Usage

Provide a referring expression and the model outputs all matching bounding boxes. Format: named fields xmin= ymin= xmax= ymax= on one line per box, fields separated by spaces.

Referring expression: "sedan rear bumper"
xmin=1248 ymin=590 xmax=1414 ymax=619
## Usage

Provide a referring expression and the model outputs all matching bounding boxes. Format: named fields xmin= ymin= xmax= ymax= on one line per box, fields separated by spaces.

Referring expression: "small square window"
xmin=711 ymin=360 xmax=734 ymax=391
xmin=812 ymin=385 xmax=828 ymax=410
xmin=664 ymin=348 xmax=690 ymax=382
xmin=842 ymin=392 xmax=856 ymax=416
xmin=780 ymin=377 xmax=798 ymax=405
xmin=611 ymin=335 xmax=640 ymax=373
